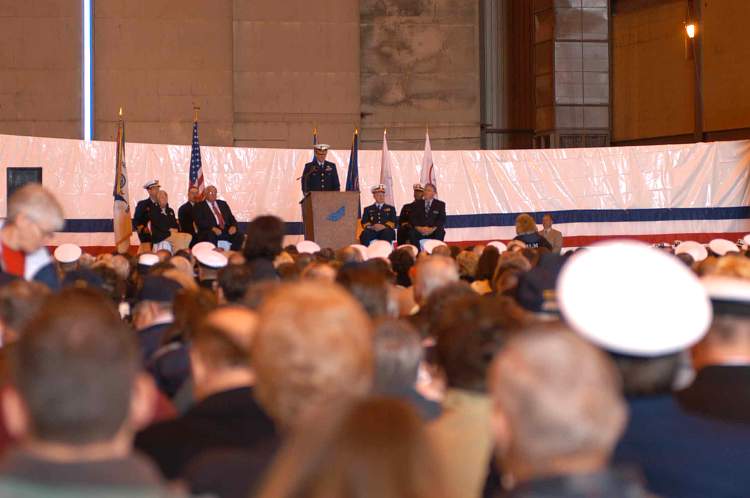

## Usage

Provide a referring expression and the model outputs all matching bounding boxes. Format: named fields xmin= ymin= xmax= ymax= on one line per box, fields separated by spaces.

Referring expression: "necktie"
xmin=211 ymin=202 xmax=225 ymax=229
xmin=425 ymin=201 xmax=431 ymax=216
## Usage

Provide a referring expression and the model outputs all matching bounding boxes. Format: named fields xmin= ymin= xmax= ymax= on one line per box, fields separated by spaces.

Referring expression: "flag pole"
xmin=193 ymin=104 xmax=200 ymax=123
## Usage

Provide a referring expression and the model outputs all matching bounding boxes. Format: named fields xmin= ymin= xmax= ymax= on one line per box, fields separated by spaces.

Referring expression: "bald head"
xmin=202 ymin=306 xmax=259 ymax=353
xmin=489 ymin=327 xmax=626 ymax=481
xmin=413 ymin=256 xmax=459 ymax=306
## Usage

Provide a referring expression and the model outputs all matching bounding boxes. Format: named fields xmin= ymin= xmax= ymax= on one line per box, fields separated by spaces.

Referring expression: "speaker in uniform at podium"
xmin=300 ymin=144 xmax=340 ymax=194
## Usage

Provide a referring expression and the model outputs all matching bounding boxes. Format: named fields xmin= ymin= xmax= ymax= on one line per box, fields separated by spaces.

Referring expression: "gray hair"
xmin=413 ymin=256 xmax=459 ymax=305
xmin=7 ymin=184 xmax=64 ymax=231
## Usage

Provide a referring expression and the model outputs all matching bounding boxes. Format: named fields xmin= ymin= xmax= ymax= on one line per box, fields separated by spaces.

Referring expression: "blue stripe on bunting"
xmin=61 ymin=206 xmax=750 ymax=236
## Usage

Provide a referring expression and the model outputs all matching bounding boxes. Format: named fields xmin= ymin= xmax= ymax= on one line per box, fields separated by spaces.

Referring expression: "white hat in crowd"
xmin=53 ymin=243 xmax=82 ymax=264
xmin=557 ymin=241 xmax=712 ymax=357
xmin=192 ymin=242 xmax=216 ymax=256
xmin=366 ymin=240 xmax=393 ymax=261
xmin=137 ymin=253 xmax=160 ymax=267
xmin=195 ymin=250 xmax=228 ymax=269
xmin=296 ymin=240 xmax=321 ymax=254
xmin=674 ymin=241 xmax=708 ymax=262
xmin=709 ymin=238 xmax=740 ymax=257
xmin=421 ymin=239 xmax=447 ymax=255
xmin=349 ymin=244 xmax=369 ymax=261
xmin=487 ymin=241 xmax=507 ymax=254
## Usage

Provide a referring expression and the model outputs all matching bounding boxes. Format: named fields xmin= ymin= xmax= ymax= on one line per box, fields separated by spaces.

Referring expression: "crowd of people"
xmin=0 ymin=183 xmax=748 ymax=498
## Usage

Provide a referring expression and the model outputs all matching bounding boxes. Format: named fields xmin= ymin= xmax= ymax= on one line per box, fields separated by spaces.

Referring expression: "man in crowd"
xmin=489 ymin=327 xmax=651 ymax=497
xmin=408 ymin=183 xmax=446 ymax=246
xmin=677 ymin=275 xmax=750 ymax=424
xmin=177 ymin=186 xmax=200 ymax=247
xmin=132 ymin=276 xmax=182 ymax=364
xmin=0 ymin=280 xmax=50 ymax=346
xmin=0 ymin=184 xmax=65 ymax=289
xmin=359 ymin=185 xmax=397 ymax=246
xmin=136 ymin=307 xmax=276 ymax=480
xmin=412 ymin=255 xmax=459 ymax=312
xmin=539 ymin=214 xmax=563 ymax=254
xmin=0 ymin=289 xmax=181 ymax=497
xmin=194 ymin=186 xmax=244 ymax=251
xmin=300 ymin=144 xmax=340 ymax=194
xmin=133 ymin=180 xmax=161 ymax=253
xmin=397 ymin=184 xmax=424 ymax=245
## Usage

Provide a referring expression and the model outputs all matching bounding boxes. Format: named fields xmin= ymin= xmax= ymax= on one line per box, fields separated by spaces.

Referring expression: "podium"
xmin=301 ymin=191 xmax=360 ymax=249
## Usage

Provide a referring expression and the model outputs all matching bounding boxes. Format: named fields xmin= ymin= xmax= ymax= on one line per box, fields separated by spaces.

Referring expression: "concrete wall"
xmin=360 ymin=0 xmax=481 ymax=150
xmin=0 ymin=1 xmax=82 ymax=139
xmin=93 ymin=0 xmax=234 ymax=146
xmin=232 ymin=0 xmax=361 ymax=149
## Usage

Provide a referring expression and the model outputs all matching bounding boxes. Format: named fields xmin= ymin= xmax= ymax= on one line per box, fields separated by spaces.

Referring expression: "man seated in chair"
xmin=408 ymin=183 xmax=446 ymax=246
xmin=360 ymin=184 xmax=396 ymax=246
xmin=194 ymin=186 xmax=244 ymax=251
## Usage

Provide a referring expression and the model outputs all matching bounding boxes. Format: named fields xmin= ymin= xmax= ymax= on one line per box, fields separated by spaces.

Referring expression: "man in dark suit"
xmin=408 ymin=183 xmax=446 ymax=246
xmin=177 ymin=186 xmax=200 ymax=247
xmin=133 ymin=179 xmax=160 ymax=252
xmin=300 ymin=144 xmax=340 ymax=194
xmin=676 ymin=276 xmax=750 ymax=425
xmin=194 ymin=185 xmax=244 ymax=251
xmin=360 ymin=184 xmax=397 ymax=246
xmin=397 ymin=183 xmax=424 ymax=245
xmin=135 ymin=307 xmax=277 ymax=481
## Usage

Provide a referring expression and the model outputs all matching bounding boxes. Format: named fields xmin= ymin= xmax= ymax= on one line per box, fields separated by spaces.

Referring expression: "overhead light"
xmin=685 ymin=22 xmax=697 ymax=39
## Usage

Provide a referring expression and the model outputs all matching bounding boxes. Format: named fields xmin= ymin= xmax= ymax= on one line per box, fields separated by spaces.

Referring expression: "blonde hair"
xmin=253 ymin=282 xmax=373 ymax=429
xmin=514 ymin=213 xmax=537 ymax=235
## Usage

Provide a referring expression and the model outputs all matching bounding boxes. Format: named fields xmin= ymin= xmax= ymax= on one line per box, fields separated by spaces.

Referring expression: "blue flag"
xmin=345 ymin=129 xmax=360 ymax=217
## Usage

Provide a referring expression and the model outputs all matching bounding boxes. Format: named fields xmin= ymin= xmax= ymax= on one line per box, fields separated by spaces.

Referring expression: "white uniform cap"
xmin=143 ymin=179 xmax=160 ymax=189
xmin=557 ymin=241 xmax=712 ymax=357
xmin=349 ymin=244 xmax=368 ymax=261
xmin=398 ymin=244 xmax=419 ymax=258
xmin=192 ymin=241 xmax=216 ymax=255
xmin=421 ymin=239 xmax=447 ymax=254
xmin=674 ymin=241 xmax=708 ymax=262
xmin=743 ymin=234 xmax=750 ymax=248
xmin=366 ymin=240 xmax=393 ymax=261
xmin=195 ymin=249 xmax=228 ymax=269
xmin=138 ymin=253 xmax=160 ymax=267
xmin=487 ymin=241 xmax=507 ymax=254
xmin=709 ymin=238 xmax=740 ymax=256
xmin=314 ymin=144 xmax=330 ymax=151
xmin=53 ymin=243 xmax=82 ymax=263
xmin=701 ymin=275 xmax=750 ymax=303
xmin=296 ymin=240 xmax=321 ymax=254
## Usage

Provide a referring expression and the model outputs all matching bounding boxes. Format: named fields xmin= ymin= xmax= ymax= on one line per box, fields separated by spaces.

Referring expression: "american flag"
xmin=189 ymin=121 xmax=205 ymax=196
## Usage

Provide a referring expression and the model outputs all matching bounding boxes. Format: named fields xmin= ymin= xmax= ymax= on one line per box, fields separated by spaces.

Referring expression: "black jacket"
xmin=301 ymin=160 xmax=340 ymax=193
xmin=133 ymin=198 xmax=159 ymax=243
xmin=408 ymin=198 xmax=446 ymax=229
xmin=177 ymin=202 xmax=197 ymax=236
xmin=150 ymin=205 xmax=178 ymax=244
xmin=134 ymin=387 xmax=277 ymax=480
xmin=513 ymin=232 xmax=552 ymax=250
xmin=361 ymin=203 xmax=397 ymax=230
xmin=676 ymin=365 xmax=750 ymax=425
xmin=194 ymin=200 xmax=238 ymax=233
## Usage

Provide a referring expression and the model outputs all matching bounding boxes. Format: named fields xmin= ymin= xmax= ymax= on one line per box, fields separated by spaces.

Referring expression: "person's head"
xmin=257 ymin=397 xmax=447 ymax=498
xmin=610 ymin=353 xmax=682 ymax=396
xmin=337 ymin=246 xmax=364 ymax=265
xmin=314 ymin=145 xmax=328 ymax=163
xmin=5 ymin=184 xmax=64 ymax=253
xmin=132 ymin=276 xmax=182 ymax=330
xmin=372 ymin=320 xmax=423 ymax=393
xmin=542 ymin=214 xmax=553 ymax=230
xmin=413 ymin=185 xmax=424 ymax=201
xmin=253 ymin=282 xmax=373 ymax=430
xmin=243 ymin=215 xmax=284 ymax=262
xmin=156 ymin=190 xmax=169 ymax=208
xmin=372 ymin=187 xmax=386 ymax=205
xmin=191 ymin=307 xmax=259 ymax=400
xmin=476 ymin=245 xmax=500 ymax=281
xmin=302 ymin=262 xmax=337 ymax=282
xmin=217 ymin=264 xmax=255 ymax=304
xmin=434 ymin=294 xmax=524 ymax=392
xmin=205 ymin=185 xmax=218 ymax=202
xmin=456 ymin=251 xmax=479 ymax=280
xmin=423 ymin=183 xmax=436 ymax=201
xmin=489 ymin=327 xmax=626 ymax=483
xmin=336 ymin=265 xmax=392 ymax=319
xmin=389 ymin=248 xmax=415 ymax=285
xmin=4 ymin=289 xmax=154 ymax=449
xmin=187 ymin=186 xmax=200 ymax=203
xmin=0 ymin=280 xmax=51 ymax=345
xmin=146 ymin=180 xmax=161 ymax=202
xmin=692 ymin=315 xmax=750 ymax=369
xmin=413 ymin=256 xmax=459 ymax=306
xmin=515 ymin=213 xmax=537 ymax=235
